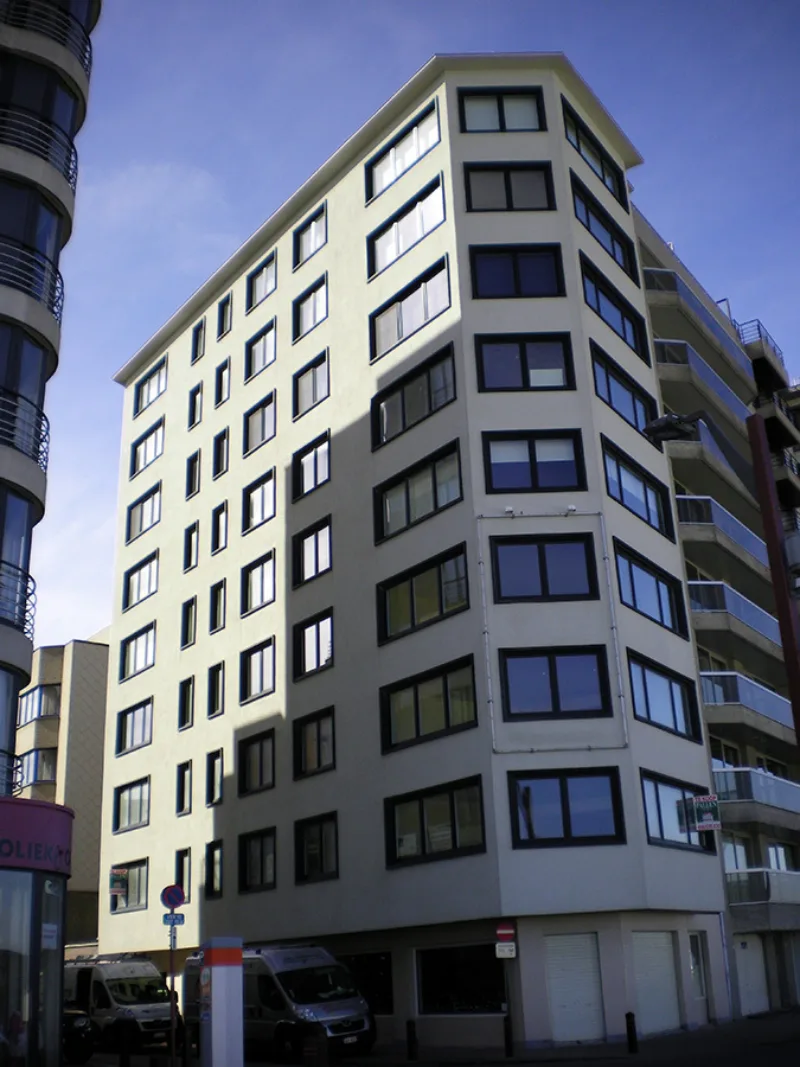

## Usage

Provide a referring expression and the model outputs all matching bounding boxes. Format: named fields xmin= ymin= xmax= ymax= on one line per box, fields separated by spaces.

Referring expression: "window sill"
xmin=178 ymin=721 xmax=193 ymax=732
xmin=188 ymin=420 xmax=202 ymax=432
xmin=238 ymin=783 xmax=276 ymax=798
xmin=365 ymin=141 xmax=440 ymax=206
xmin=244 ymin=360 xmax=275 ymax=385
xmin=292 ymin=566 xmax=332 ymax=590
xmin=243 ymin=434 xmax=276 ymax=460
xmin=382 ymin=718 xmax=477 ymax=755
xmin=209 ymin=625 xmax=225 ymax=637
xmin=502 ymin=708 xmax=613 ymax=723
xmin=485 ymin=481 xmax=586 ymax=495
xmin=467 ymin=205 xmax=553 ymax=214
xmin=111 ymin=904 xmax=147 ymax=915
xmin=646 ymin=836 xmax=715 ymax=855
xmin=292 ymin=478 xmax=330 ymax=504
xmin=387 ymin=843 xmax=486 ymax=869
xmin=241 ymin=599 xmax=275 ymax=619
xmin=242 ymin=515 xmax=275 ymax=537
xmin=214 ymin=397 xmax=229 ymax=409
xmin=293 ymin=394 xmax=330 ymax=422
xmin=378 ymin=603 xmax=469 ymax=647
xmin=129 ymin=457 xmax=161 ymax=481
xmin=367 ymin=216 xmax=445 ymax=283
xmin=619 ymin=601 xmax=689 ymax=641
xmin=239 ymin=883 xmax=277 ymax=894
xmin=511 ymin=835 xmax=625 ymax=850
xmin=293 ymin=661 xmax=334 ymax=683
xmin=245 ymin=290 xmax=276 ymax=316
xmin=239 ymin=688 xmax=276 ymax=707
xmin=292 ymin=244 xmax=326 ymax=272
xmin=204 ymin=890 xmax=223 ymax=900
xmin=112 ymin=823 xmax=150 ymax=835
xmin=212 ymin=468 xmax=228 ymax=481
xmin=293 ymin=762 xmax=335 ymax=782
xmin=116 ymin=740 xmax=152 ymax=758
xmin=119 ymin=663 xmax=155 ymax=683
xmin=210 ymin=545 xmax=227 ymax=557
xmin=375 ymin=495 xmax=463 ymax=546
xmin=370 ymin=303 xmax=449 ymax=365
xmin=295 ymin=872 xmax=339 ymax=886
xmin=217 ymin=326 xmax=231 ymax=341
xmin=122 ymin=589 xmax=158 ymax=613
xmin=633 ymin=714 xmax=702 ymax=745
xmin=176 ymin=809 xmax=191 ymax=818
xmin=207 ymin=709 xmax=224 ymax=720
xmin=478 ymin=383 xmax=575 ymax=394
xmin=125 ymin=521 xmax=160 ymax=546
xmin=292 ymin=316 xmax=328 ymax=346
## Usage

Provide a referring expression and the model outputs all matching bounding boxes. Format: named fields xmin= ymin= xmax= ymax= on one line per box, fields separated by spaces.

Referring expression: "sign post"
xmin=161 ymin=884 xmax=186 ymax=1067
xmin=495 ymin=922 xmax=517 ymax=1058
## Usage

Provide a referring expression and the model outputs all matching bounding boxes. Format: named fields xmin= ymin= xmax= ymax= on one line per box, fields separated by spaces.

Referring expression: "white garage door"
xmin=545 ymin=933 xmax=605 ymax=1042
xmin=632 ymin=932 xmax=681 ymax=1035
xmin=735 ymin=936 xmax=769 ymax=1016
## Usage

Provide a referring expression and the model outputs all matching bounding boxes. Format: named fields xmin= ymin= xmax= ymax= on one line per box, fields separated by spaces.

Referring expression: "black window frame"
xmin=217 ymin=293 xmax=232 ymax=339
xmin=180 ymin=597 xmax=197 ymax=649
xmin=291 ymin=431 xmax=330 ymax=500
xmin=293 ymin=204 xmax=327 ymax=269
xmin=293 ymin=608 xmax=334 ymax=681
xmin=245 ymin=251 xmax=277 ymax=312
xmin=384 ymin=775 xmax=486 ymax=868
xmin=591 ymin=341 xmax=659 ymax=440
xmin=370 ymin=344 xmax=456 ymax=450
xmin=211 ymin=501 xmax=228 ymax=554
xmin=133 ymin=358 xmax=167 ymax=417
xmin=470 ymin=243 xmax=565 ymax=300
xmin=292 ymin=274 xmax=328 ymax=342
xmin=293 ymin=706 xmax=336 ymax=780
xmin=293 ymin=350 xmax=330 ymax=419
xmin=206 ymin=749 xmax=224 ymax=807
xmin=204 ymin=840 xmax=223 ymax=899
xmin=212 ymin=428 xmax=229 ymax=479
xmin=641 ymin=769 xmax=716 ymax=854
xmin=110 ymin=858 xmax=148 ymax=914
xmin=238 ymin=729 xmax=276 ymax=797
xmin=241 ymin=550 xmax=275 ymax=616
xmin=628 ymin=650 xmax=701 ymax=742
xmin=562 ymin=98 xmax=628 ymax=210
xmin=458 ymin=87 xmax=546 ymax=133
xmin=243 ymin=392 xmax=276 ymax=456
xmin=294 ymin=811 xmax=339 ymax=885
xmin=499 ymin=646 xmax=612 ymax=721
xmin=464 ymin=162 xmax=555 ymax=212
xmin=119 ymin=623 xmax=156 ymax=681
xmin=125 ymin=482 xmax=161 ymax=544
xmin=602 ymin=436 xmax=673 ymax=538
xmin=366 ymin=177 xmax=445 ymax=279
xmin=292 ymin=515 xmax=332 ymax=588
xmin=122 ymin=550 xmax=158 ymax=611
xmin=369 ymin=258 xmax=450 ymax=362
xmin=187 ymin=383 xmax=202 ymax=429
xmin=115 ymin=698 xmax=153 ymax=756
xmin=373 ymin=440 xmax=462 ymax=544
xmin=242 ymin=469 xmax=276 ymax=534
xmin=614 ymin=538 xmax=688 ymax=638
xmin=364 ymin=102 xmax=440 ymax=202
xmin=239 ymin=637 xmax=275 ymax=704
xmin=475 ymin=332 xmax=574 ymax=393
xmin=581 ymin=254 xmax=649 ymax=363
xmin=191 ymin=318 xmax=205 ymax=363
xmin=183 ymin=521 xmax=199 ymax=572
xmin=508 ymin=767 xmax=626 ymax=848
xmin=209 ymin=579 xmax=226 ymax=634
xmin=482 ymin=429 xmax=586 ymax=494
xmin=185 ymin=451 xmax=201 ymax=499
xmin=490 ymin=534 xmax=599 ymax=603
xmin=112 ymin=776 xmax=150 ymax=833
xmin=238 ymin=827 xmax=277 ymax=894
xmin=214 ymin=357 xmax=231 ymax=407
xmin=380 ymin=655 xmax=477 ymax=753
xmin=377 ymin=543 xmax=469 ymax=645
xmin=176 ymin=760 xmax=192 ymax=816
xmin=244 ymin=319 xmax=276 ymax=382
xmin=207 ymin=661 xmax=224 ymax=719
xmin=175 ymin=848 xmax=191 ymax=903
xmin=571 ymin=171 xmax=638 ymax=282
xmin=129 ymin=417 xmax=164 ymax=478
xmin=178 ymin=676 xmax=194 ymax=731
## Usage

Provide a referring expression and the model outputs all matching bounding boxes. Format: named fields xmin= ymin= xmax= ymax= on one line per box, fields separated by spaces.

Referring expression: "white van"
xmin=183 ymin=945 xmax=374 ymax=1057
xmin=64 ymin=955 xmax=175 ymax=1049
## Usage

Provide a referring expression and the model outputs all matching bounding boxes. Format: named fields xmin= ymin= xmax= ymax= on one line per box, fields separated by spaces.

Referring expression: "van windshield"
xmin=107 ymin=978 xmax=171 ymax=1006
xmin=275 ymin=965 xmax=358 ymax=1005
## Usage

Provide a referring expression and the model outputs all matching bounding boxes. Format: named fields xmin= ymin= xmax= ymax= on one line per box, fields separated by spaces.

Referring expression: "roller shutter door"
xmin=735 ymin=935 xmax=769 ymax=1016
xmin=632 ymin=932 xmax=681 ymax=1035
xmin=544 ymin=933 xmax=605 ymax=1042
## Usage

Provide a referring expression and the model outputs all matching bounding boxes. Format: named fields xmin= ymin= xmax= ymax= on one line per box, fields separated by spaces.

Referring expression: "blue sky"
xmin=32 ymin=0 xmax=800 ymax=644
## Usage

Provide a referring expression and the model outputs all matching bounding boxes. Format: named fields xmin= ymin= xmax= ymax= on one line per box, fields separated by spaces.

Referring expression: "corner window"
xmin=180 ymin=597 xmax=197 ymax=649
xmin=294 ymin=206 xmax=327 ymax=268
xmin=185 ymin=451 xmax=200 ymax=498
xmin=211 ymin=502 xmax=228 ymax=553
xmin=178 ymin=677 xmax=194 ymax=730
xmin=18 ymin=685 xmax=60 ymax=726
xmin=582 ymin=255 xmax=648 ymax=361
xmin=293 ymin=708 xmax=335 ymax=779
xmin=241 ymin=551 xmax=275 ymax=615
xmin=205 ymin=841 xmax=223 ymax=898
xmin=243 ymin=393 xmax=275 ymax=454
xmin=188 ymin=384 xmax=202 ymax=429
xmin=572 ymin=173 xmax=637 ymax=281
xmin=471 ymin=244 xmax=564 ymax=299
xmin=123 ymin=552 xmax=158 ymax=610
xmin=293 ymin=276 xmax=327 ymax=340
xmin=110 ymin=859 xmax=148 ymax=913
xmin=603 ymin=439 xmax=671 ymax=536
xmin=245 ymin=321 xmax=276 ymax=381
xmin=113 ymin=777 xmax=150 ymax=832
xmin=508 ymin=768 xmax=625 ymax=847
xmin=215 ymin=358 xmax=231 ymax=406
xmin=491 ymin=535 xmax=597 ymax=602
xmin=18 ymin=748 xmax=56 ymax=786
xmin=133 ymin=359 xmax=167 ymax=416
xmin=629 ymin=653 xmax=700 ymax=740
xmin=191 ymin=319 xmax=205 ymax=363
xmin=176 ymin=761 xmax=192 ymax=816
xmin=592 ymin=343 xmax=657 ymax=435
xmin=385 ymin=776 xmax=484 ymax=866
xmin=465 ymin=163 xmax=553 ymax=211
xmin=246 ymin=253 xmax=276 ymax=311
xmin=240 ymin=638 xmax=275 ymax=703
xmin=183 ymin=522 xmax=199 ymax=572
xmin=130 ymin=419 xmax=164 ymax=477
xmin=292 ymin=516 xmax=331 ymax=586
xmin=642 ymin=771 xmax=715 ymax=852
xmin=292 ymin=433 xmax=330 ymax=499
xmin=238 ymin=730 xmax=275 ymax=796
xmin=295 ymin=812 xmax=338 ymax=883
xmin=381 ymin=657 xmax=476 ymax=752
xmin=294 ymin=609 xmax=333 ymax=679
xmin=209 ymin=580 xmax=226 ymax=634
xmin=212 ymin=428 xmax=229 ymax=478
xmin=459 ymin=88 xmax=544 ymax=132
xmin=378 ymin=544 xmax=468 ymax=643
xmin=120 ymin=624 xmax=155 ymax=680
xmin=239 ymin=828 xmax=276 ymax=893
xmin=368 ymin=180 xmax=444 ymax=276
xmin=615 ymin=541 xmax=687 ymax=636
xmin=372 ymin=346 xmax=455 ymax=448
xmin=366 ymin=105 xmax=439 ymax=200
xmin=116 ymin=699 xmax=152 ymax=755
xmin=483 ymin=431 xmax=584 ymax=493
xmin=206 ymin=749 xmax=223 ymax=806
xmin=293 ymin=352 xmax=329 ymax=418
xmin=371 ymin=260 xmax=449 ymax=360
xmin=375 ymin=442 xmax=461 ymax=542
xmin=243 ymin=470 xmax=275 ymax=532
xmin=126 ymin=484 xmax=161 ymax=542
xmin=563 ymin=99 xmax=626 ymax=208
xmin=500 ymin=647 xmax=611 ymax=720
xmin=208 ymin=662 xmax=224 ymax=718
xmin=476 ymin=333 xmax=573 ymax=391
xmin=217 ymin=293 xmax=232 ymax=338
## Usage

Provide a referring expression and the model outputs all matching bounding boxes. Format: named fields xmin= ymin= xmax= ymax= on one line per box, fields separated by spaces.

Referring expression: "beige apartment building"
xmin=97 ymin=52 xmax=800 ymax=1048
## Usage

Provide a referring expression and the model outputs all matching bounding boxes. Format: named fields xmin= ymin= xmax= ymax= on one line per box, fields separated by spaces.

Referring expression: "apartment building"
xmin=98 ymin=53 xmax=746 ymax=1049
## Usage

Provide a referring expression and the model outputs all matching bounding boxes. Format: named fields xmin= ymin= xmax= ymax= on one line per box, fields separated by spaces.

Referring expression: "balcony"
xmin=0 ymin=0 xmax=92 ymax=77
xmin=0 ymin=239 xmax=63 ymax=322
xmin=677 ymin=495 xmax=767 ymax=569
xmin=737 ymin=319 xmax=786 ymax=391
xmin=0 ymin=388 xmax=49 ymax=472
xmin=0 ymin=560 xmax=35 ymax=638
xmin=689 ymin=581 xmax=783 ymax=687
xmin=655 ymin=339 xmax=751 ymax=431
xmin=701 ymin=672 xmax=793 ymax=732
xmin=689 ymin=581 xmax=780 ymax=645
xmin=727 ymin=869 xmax=800 ymax=906
xmin=715 ymin=768 xmax=800 ymax=818
xmin=0 ymin=107 xmax=78 ymax=192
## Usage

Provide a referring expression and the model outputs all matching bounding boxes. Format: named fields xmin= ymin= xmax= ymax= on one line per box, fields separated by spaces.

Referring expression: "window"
xmin=183 ymin=522 xmax=199 ymax=572
xmin=292 ymin=517 xmax=331 ymax=586
xmin=375 ymin=442 xmax=461 ymax=541
xmin=378 ymin=546 xmax=468 ymax=643
xmin=337 ymin=954 xmax=393 ymax=1016
xmin=123 ymin=552 xmax=158 ymax=609
xmin=572 ymin=174 xmax=637 ymax=280
xmin=211 ymin=502 xmax=228 ymax=553
xmin=208 ymin=662 xmax=224 ymax=718
xmin=470 ymin=244 xmax=564 ymax=299
xmin=212 ymin=429 xmax=229 ymax=478
xmin=130 ymin=420 xmax=164 ymax=476
xmin=500 ymin=647 xmax=611 ymax=719
xmin=563 ymin=99 xmax=626 ymax=207
xmin=381 ymin=657 xmax=476 ymax=752
xmin=245 ymin=321 xmax=276 ymax=380
xmin=18 ymin=748 xmax=56 ymax=786
xmin=134 ymin=359 xmax=167 ymax=416
xmin=767 ymin=842 xmax=795 ymax=871
xmin=205 ymin=841 xmax=223 ymax=898
xmin=176 ymin=849 xmax=191 ymax=903
xmin=246 ymin=253 xmax=277 ymax=311
xmin=110 ymin=859 xmax=147 ymax=913
xmin=239 ymin=828 xmax=276 ymax=893
xmin=243 ymin=394 xmax=275 ymax=454
xmin=710 ymin=737 xmax=741 ymax=770
xmin=483 ymin=431 xmax=584 ymax=492
xmin=371 ymin=260 xmax=449 ymax=360
xmin=178 ymin=677 xmax=194 ymax=730
xmin=242 ymin=470 xmax=275 ymax=533
xmin=191 ymin=319 xmax=205 ymax=363
xmin=18 ymin=685 xmax=60 ymax=726
xmin=176 ymin=761 xmax=192 ymax=815
xmin=127 ymin=484 xmax=161 ymax=542
xmin=476 ymin=333 xmax=573 ymax=392
xmin=215 ymin=358 xmax=230 ymax=406
xmin=582 ymin=256 xmax=648 ymax=361
xmin=293 ymin=352 xmax=329 ymax=417
xmin=180 ymin=598 xmax=197 ymax=649
xmin=238 ymin=730 xmax=275 ymax=795
xmin=757 ymin=756 xmax=788 ymax=778
xmin=722 ymin=833 xmax=750 ymax=871
xmin=185 ymin=450 xmax=201 ymax=499
xmin=603 ymin=439 xmax=671 ymax=536
xmin=385 ymin=777 xmax=484 ymax=866
xmin=491 ymin=535 xmax=597 ymax=602
xmin=292 ymin=433 xmax=330 ymax=498
xmin=295 ymin=812 xmax=338 ymax=883
xmin=242 ymin=552 xmax=275 ymax=615
xmin=188 ymin=384 xmax=202 ymax=428
xmin=367 ymin=105 xmax=439 ymax=199
xmin=369 ymin=180 xmax=444 ymax=276
xmin=459 ymin=88 xmax=544 ymax=132
xmin=615 ymin=541 xmax=687 ymax=635
xmin=642 ymin=772 xmax=715 ymax=852
xmin=294 ymin=609 xmax=333 ymax=678
xmin=206 ymin=750 xmax=223 ymax=806
xmin=217 ymin=293 xmax=232 ymax=338
xmin=293 ymin=276 xmax=327 ymax=340
xmin=209 ymin=580 xmax=226 ymax=633
xmin=240 ymin=638 xmax=275 ymax=702
xmin=120 ymin=624 xmax=155 ymax=680
xmin=418 ymin=945 xmax=504 ymax=1015
xmin=293 ymin=708 xmax=334 ymax=779
xmin=629 ymin=652 xmax=700 ymax=740
xmin=294 ymin=206 xmax=327 ymax=267
xmin=116 ymin=699 xmax=152 ymax=755
xmin=508 ymin=768 xmax=625 ymax=847
xmin=592 ymin=343 xmax=657 ymax=434
xmin=371 ymin=346 xmax=455 ymax=447
xmin=465 ymin=163 xmax=553 ymax=211
xmin=113 ymin=777 xmax=150 ymax=832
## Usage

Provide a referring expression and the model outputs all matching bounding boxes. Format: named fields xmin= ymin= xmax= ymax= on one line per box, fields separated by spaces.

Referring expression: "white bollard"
xmin=198 ymin=936 xmax=244 ymax=1067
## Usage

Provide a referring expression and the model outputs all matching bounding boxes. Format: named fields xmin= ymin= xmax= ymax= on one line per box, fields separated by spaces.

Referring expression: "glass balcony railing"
xmin=688 ymin=581 xmax=781 ymax=645
xmin=677 ymin=496 xmax=768 ymax=567
xmin=700 ymin=672 xmax=793 ymax=730
xmin=715 ymin=768 xmax=800 ymax=817
xmin=655 ymin=340 xmax=751 ymax=424
xmin=726 ymin=869 xmax=800 ymax=906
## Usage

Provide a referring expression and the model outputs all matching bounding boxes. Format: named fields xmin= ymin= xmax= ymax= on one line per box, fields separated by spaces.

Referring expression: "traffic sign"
xmin=163 ymin=912 xmax=186 ymax=926
xmin=161 ymin=884 xmax=185 ymax=910
xmin=496 ymin=922 xmax=516 ymax=942
xmin=496 ymin=943 xmax=517 ymax=960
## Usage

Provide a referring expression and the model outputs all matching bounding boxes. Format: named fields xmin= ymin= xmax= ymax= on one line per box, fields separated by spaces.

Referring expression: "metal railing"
xmin=0 ymin=0 xmax=92 ymax=77
xmin=655 ymin=340 xmax=751 ymax=424
xmin=736 ymin=318 xmax=785 ymax=368
xmin=676 ymin=495 xmax=768 ymax=567
xmin=715 ymin=767 xmax=800 ymax=817
xmin=0 ymin=239 xmax=63 ymax=321
xmin=688 ymin=580 xmax=781 ymax=645
xmin=0 ymin=560 xmax=35 ymax=638
xmin=782 ymin=509 xmax=800 ymax=533
xmin=700 ymin=671 xmax=793 ymax=730
xmin=753 ymin=390 xmax=800 ymax=431
xmin=0 ymin=388 xmax=49 ymax=471
xmin=772 ymin=448 xmax=800 ymax=478
xmin=0 ymin=107 xmax=78 ymax=191
xmin=727 ymin=868 xmax=800 ymax=906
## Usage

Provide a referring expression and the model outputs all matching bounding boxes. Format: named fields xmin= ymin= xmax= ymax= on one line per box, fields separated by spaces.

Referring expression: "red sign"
xmin=496 ymin=922 xmax=516 ymax=942
xmin=161 ymin=883 xmax=186 ymax=910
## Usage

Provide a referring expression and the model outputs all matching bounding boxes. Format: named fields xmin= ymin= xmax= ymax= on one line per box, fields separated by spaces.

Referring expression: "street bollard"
xmin=503 ymin=1012 xmax=513 ymax=1059
xmin=625 ymin=1011 xmax=638 ymax=1054
xmin=406 ymin=1019 xmax=419 ymax=1062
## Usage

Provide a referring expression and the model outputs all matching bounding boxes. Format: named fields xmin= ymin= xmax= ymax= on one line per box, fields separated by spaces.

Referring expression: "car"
xmin=62 ymin=1007 xmax=96 ymax=1065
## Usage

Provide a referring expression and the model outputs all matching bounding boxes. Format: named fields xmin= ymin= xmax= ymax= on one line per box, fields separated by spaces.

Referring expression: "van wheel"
xmin=273 ymin=1025 xmax=300 ymax=1063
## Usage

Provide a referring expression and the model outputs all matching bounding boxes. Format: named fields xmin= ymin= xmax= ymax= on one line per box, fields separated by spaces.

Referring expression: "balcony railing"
xmin=782 ymin=509 xmax=800 ymax=534
xmin=715 ymin=767 xmax=800 ymax=817
xmin=700 ymin=672 xmax=793 ymax=730
xmin=0 ymin=0 xmax=92 ymax=77
xmin=727 ymin=868 xmax=800 ymax=906
xmin=736 ymin=318 xmax=785 ymax=369
xmin=655 ymin=340 xmax=751 ymax=424
xmin=0 ymin=560 xmax=35 ymax=638
xmin=0 ymin=108 xmax=78 ymax=191
xmin=676 ymin=495 xmax=768 ymax=567
xmin=0 ymin=239 xmax=63 ymax=322
xmin=772 ymin=448 xmax=800 ymax=478
xmin=0 ymin=388 xmax=49 ymax=472
xmin=688 ymin=580 xmax=781 ymax=645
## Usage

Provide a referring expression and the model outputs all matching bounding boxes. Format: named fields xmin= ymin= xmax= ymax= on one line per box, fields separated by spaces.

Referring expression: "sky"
xmin=31 ymin=0 xmax=800 ymax=646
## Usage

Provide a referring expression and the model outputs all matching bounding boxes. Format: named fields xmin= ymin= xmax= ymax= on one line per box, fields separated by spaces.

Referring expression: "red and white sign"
xmin=496 ymin=922 xmax=516 ymax=943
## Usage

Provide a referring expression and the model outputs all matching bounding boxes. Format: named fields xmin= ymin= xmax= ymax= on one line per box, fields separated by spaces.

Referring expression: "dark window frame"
xmin=614 ymin=538 xmax=688 ymax=638
xmin=217 ymin=293 xmax=232 ymax=338
xmin=571 ymin=171 xmax=638 ymax=282
xmin=292 ymin=274 xmax=328 ymax=342
xmin=211 ymin=502 xmax=228 ymax=554
xmin=370 ymin=344 xmax=456 ymax=450
xmin=366 ymin=176 xmax=445 ymax=279
xmin=175 ymin=848 xmax=191 ymax=903
xmin=125 ymin=482 xmax=161 ymax=544
xmin=293 ymin=608 xmax=334 ymax=681
xmin=206 ymin=749 xmax=224 ymax=807
xmin=133 ymin=358 xmax=167 ymax=418
xmin=245 ymin=251 xmax=277 ymax=312
xmin=384 ymin=775 xmax=486 ymax=868
xmin=188 ymin=383 xmax=203 ymax=429
xmin=482 ymin=429 xmax=586 ymax=494
xmin=243 ymin=391 xmax=276 ymax=456
xmin=191 ymin=318 xmax=205 ymax=363
xmin=475 ymin=332 xmax=575 ymax=393
xmin=115 ymin=698 xmax=153 ymax=756
xmin=204 ymin=840 xmax=223 ymax=899
xmin=238 ymin=827 xmax=277 ymax=894
xmin=380 ymin=655 xmax=477 ymax=753
xmin=238 ymin=728 xmax=276 ymax=797
xmin=242 ymin=469 xmax=276 ymax=534
xmin=176 ymin=760 xmax=192 ymax=816
xmin=464 ymin=161 xmax=555 ymax=212
xmin=601 ymin=434 xmax=674 ymax=539
xmin=180 ymin=597 xmax=197 ymax=649
xmin=110 ymin=858 xmax=148 ymax=914
xmin=628 ymin=650 xmax=702 ymax=743
xmin=291 ymin=431 xmax=330 ymax=501
xmin=499 ymin=646 xmax=613 ymax=721
xmin=581 ymin=254 xmax=649 ymax=363
xmin=369 ymin=257 xmax=450 ymax=362
xmin=129 ymin=417 xmax=164 ymax=478
xmin=376 ymin=543 xmax=469 ymax=645
xmin=470 ymin=243 xmax=565 ymax=300
xmin=214 ymin=357 xmax=231 ymax=407
xmin=591 ymin=342 xmax=659 ymax=441
xmin=185 ymin=451 xmax=201 ymax=499
xmin=119 ymin=623 xmax=156 ymax=682
xmin=562 ymin=98 xmax=628 ymax=210
xmin=293 ymin=706 xmax=336 ymax=780
xmin=294 ymin=811 xmax=339 ymax=884
xmin=112 ymin=776 xmax=151 ymax=833
xmin=640 ymin=768 xmax=716 ymax=854
xmin=293 ymin=203 xmax=327 ymax=270
xmin=244 ymin=319 xmax=276 ymax=382
xmin=292 ymin=350 xmax=330 ymax=419
xmin=212 ymin=428 xmax=229 ymax=479
xmin=458 ymin=86 xmax=546 ymax=133
xmin=183 ymin=521 xmax=199 ymax=572
xmin=122 ymin=550 xmax=159 ymax=611
xmin=209 ymin=579 xmax=226 ymax=634
xmin=373 ymin=440 xmax=462 ymax=544
xmin=292 ymin=515 xmax=332 ymax=588
xmin=364 ymin=102 xmax=440 ymax=202
xmin=239 ymin=637 xmax=276 ymax=704
xmin=207 ymin=661 xmax=224 ymax=718
xmin=508 ymin=767 xmax=626 ymax=849
xmin=490 ymin=534 xmax=599 ymax=603
xmin=241 ymin=550 xmax=276 ymax=616
xmin=178 ymin=676 xmax=194 ymax=731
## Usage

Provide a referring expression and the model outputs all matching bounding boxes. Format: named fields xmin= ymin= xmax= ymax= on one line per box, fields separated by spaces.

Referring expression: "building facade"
xmin=96 ymin=52 xmax=800 ymax=1048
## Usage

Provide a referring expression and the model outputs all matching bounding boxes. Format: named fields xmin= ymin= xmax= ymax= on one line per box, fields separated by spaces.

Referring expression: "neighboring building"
xmin=98 ymin=51 xmax=797 ymax=1048
xmin=17 ymin=631 xmax=109 ymax=945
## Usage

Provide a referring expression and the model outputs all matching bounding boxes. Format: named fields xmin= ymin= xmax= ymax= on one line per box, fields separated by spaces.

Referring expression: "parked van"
xmin=64 ymin=955 xmax=175 ymax=1049
xmin=183 ymin=945 xmax=374 ymax=1057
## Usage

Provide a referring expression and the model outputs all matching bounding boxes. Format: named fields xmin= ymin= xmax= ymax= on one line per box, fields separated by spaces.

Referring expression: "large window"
xmin=483 ymin=431 xmax=584 ymax=493
xmin=293 ymin=276 xmax=327 ymax=340
xmin=130 ymin=420 xmax=164 ymax=477
xmin=629 ymin=652 xmax=700 ymax=740
xmin=615 ymin=541 xmax=687 ymax=636
xmin=371 ymin=261 xmax=449 ymax=360
xmin=246 ymin=252 xmax=276 ymax=311
xmin=205 ymin=841 xmax=223 ymax=898
xmin=375 ymin=442 xmax=461 ymax=542
xmin=380 ymin=657 xmax=476 ymax=752
xmin=417 ymin=945 xmax=504 ymax=1015
xmin=470 ymin=244 xmax=564 ymax=299
xmin=110 ymin=859 xmax=148 ymax=913
xmin=476 ymin=333 xmax=573 ymax=392
xmin=378 ymin=545 xmax=468 ymax=643
xmin=582 ymin=256 xmax=648 ymax=361
xmin=293 ymin=708 xmax=335 ymax=779
xmin=295 ymin=812 xmax=338 ymax=884
xmin=563 ymin=99 xmax=626 ymax=208
xmin=459 ymin=88 xmax=544 ymax=132
xmin=243 ymin=394 xmax=276 ymax=454
xmin=240 ymin=638 xmax=275 ymax=702
xmin=642 ymin=771 xmax=715 ymax=852
xmin=368 ymin=180 xmax=444 ymax=276
xmin=133 ymin=359 xmax=167 ymax=416
xmin=120 ymin=624 xmax=155 ymax=680
xmin=603 ymin=440 xmax=671 ymax=536
xmin=18 ymin=748 xmax=56 ymax=786
xmin=294 ymin=610 xmax=333 ymax=679
xmin=371 ymin=346 xmax=455 ymax=447
xmin=292 ymin=433 xmax=330 ymax=499
xmin=292 ymin=516 xmax=331 ymax=586
xmin=592 ymin=343 xmax=657 ymax=435
xmin=242 ymin=470 xmax=275 ymax=532
xmin=116 ymin=699 xmax=152 ymax=755
xmin=126 ymin=484 xmax=161 ymax=542
xmin=245 ymin=321 xmax=276 ymax=381
xmin=508 ymin=768 xmax=625 ymax=847
xmin=239 ymin=828 xmax=276 ymax=893
xmin=491 ymin=535 xmax=597 ymax=602
xmin=385 ymin=776 xmax=484 ymax=867
xmin=241 ymin=552 xmax=275 ymax=615
xmin=123 ymin=552 xmax=158 ymax=610
xmin=464 ymin=163 xmax=553 ymax=212
xmin=367 ymin=105 xmax=439 ymax=199
xmin=238 ymin=730 xmax=275 ymax=796
xmin=572 ymin=173 xmax=637 ymax=280
xmin=206 ymin=750 xmax=223 ymax=806
xmin=500 ymin=647 xmax=611 ymax=720
xmin=294 ymin=206 xmax=327 ymax=267
xmin=18 ymin=684 xmax=60 ymax=726
xmin=113 ymin=778 xmax=150 ymax=832
xmin=293 ymin=352 xmax=329 ymax=417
